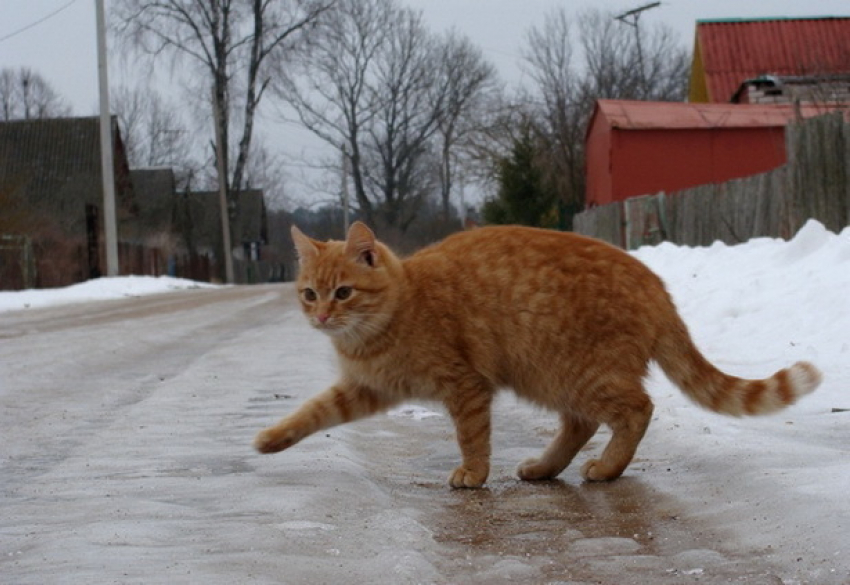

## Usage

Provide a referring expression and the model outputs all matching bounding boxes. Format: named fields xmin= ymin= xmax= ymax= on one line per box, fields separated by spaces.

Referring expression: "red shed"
xmin=585 ymin=99 xmax=841 ymax=208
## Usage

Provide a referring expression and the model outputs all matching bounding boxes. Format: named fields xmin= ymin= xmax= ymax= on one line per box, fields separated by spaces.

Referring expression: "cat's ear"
xmin=345 ymin=221 xmax=378 ymax=267
xmin=291 ymin=225 xmax=319 ymax=264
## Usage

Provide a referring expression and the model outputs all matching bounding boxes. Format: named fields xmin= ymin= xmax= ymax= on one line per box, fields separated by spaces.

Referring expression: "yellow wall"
xmin=687 ymin=37 xmax=709 ymax=103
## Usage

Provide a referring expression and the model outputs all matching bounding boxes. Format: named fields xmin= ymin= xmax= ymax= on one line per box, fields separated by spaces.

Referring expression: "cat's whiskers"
xmin=331 ymin=311 xmax=395 ymax=353
xmin=348 ymin=312 xmax=389 ymax=337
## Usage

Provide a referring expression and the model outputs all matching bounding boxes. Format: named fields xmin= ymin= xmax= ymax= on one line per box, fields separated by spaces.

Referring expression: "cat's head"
xmin=291 ymin=222 xmax=403 ymax=340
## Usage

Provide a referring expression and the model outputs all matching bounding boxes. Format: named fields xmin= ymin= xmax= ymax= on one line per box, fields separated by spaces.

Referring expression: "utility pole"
xmin=341 ymin=147 xmax=350 ymax=233
xmin=615 ymin=2 xmax=661 ymax=92
xmin=95 ymin=0 xmax=119 ymax=276
xmin=458 ymin=175 xmax=466 ymax=229
xmin=212 ymin=89 xmax=235 ymax=284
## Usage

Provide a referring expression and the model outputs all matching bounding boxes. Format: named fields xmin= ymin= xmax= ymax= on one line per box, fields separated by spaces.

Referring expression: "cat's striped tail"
xmin=654 ymin=315 xmax=822 ymax=416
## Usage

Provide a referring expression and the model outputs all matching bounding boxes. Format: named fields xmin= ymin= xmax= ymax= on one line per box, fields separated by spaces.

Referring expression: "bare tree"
xmin=244 ymin=140 xmax=290 ymax=209
xmin=276 ymin=0 xmax=494 ymax=234
xmin=0 ymin=67 xmax=71 ymax=120
xmin=522 ymin=9 xmax=586 ymax=225
xmin=112 ymin=84 xmax=196 ymax=176
xmin=461 ymin=94 xmax=528 ymax=185
xmin=434 ymin=31 xmax=498 ymax=220
xmin=517 ymin=7 xmax=689 ymax=228
xmin=113 ymin=0 xmax=332 ymax=235
xmin=274 ymin=0 xmax=391 ymax=228
xmin=578 ymin=9 xmax=687 ymax=101
xmin=366 ymin=5 xmax=449 ymax=232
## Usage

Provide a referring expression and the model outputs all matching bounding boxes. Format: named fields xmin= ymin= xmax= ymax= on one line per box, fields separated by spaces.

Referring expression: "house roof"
xmin=591 ymin=99 xmax=848 ymax=132
xmin=1 ymin=117 xmax=102 ymax=204
xmin=0 ymin=116 xmax=135 ymax=233
xmin=693 ymin=16 xmax=850 ymax=102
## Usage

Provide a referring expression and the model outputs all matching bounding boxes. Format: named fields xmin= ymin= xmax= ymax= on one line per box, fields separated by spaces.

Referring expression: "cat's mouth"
xmin=312 ymin=318 xmax=346 ymax=334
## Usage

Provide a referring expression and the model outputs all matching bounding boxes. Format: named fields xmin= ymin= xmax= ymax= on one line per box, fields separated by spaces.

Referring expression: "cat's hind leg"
xmin=580 ymin=387 xmax=653 ymax=482
xmin=517 ymin=413 xmax=599 ymax=481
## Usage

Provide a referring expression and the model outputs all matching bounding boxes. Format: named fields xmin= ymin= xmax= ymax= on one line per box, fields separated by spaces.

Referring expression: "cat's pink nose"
xmin=317 ymin=314 xmax=330 ymax=324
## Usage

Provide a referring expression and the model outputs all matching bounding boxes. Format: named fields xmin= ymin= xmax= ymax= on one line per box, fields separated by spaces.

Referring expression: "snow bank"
xmin=0 ymin=275 xmax=219 ymax=313
xmin=632 ymin=219 xmax=850 ymax=565
xmin=633 ymin=219 xmax=850 ymax=408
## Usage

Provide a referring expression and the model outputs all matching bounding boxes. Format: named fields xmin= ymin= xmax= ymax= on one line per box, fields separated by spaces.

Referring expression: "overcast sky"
xmin=2 ymin=0 xmax=848 ymax=203
xmin=3 ymin=0 xmax=849 ymax=116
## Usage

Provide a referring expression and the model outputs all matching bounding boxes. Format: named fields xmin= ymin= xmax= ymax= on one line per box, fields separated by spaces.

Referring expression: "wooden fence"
xmin=574 ymin=113 xmax=850 ymax=248
xmin=0 ymin=237 xmax=215 ymax=291
xmin=0 ymin=236 xmax=290 ymax=290
xmin=233 ymin=258 xmax=286 ymax=285
xmin=0 ymin=235 xmax=37 ymax=290
xmin=118 ymin=242 xmax=213 ymax=284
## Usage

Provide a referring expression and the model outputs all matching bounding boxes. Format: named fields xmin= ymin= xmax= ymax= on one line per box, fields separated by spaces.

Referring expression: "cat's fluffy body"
xmin=254 ymin=222 xmax=821 ymax=488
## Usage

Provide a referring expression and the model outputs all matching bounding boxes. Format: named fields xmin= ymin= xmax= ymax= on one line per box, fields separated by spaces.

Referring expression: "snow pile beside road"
xmin=634 ymin=218 xmax=849 ymax=414
xmin=632 ymin=219 xmax=850 ymax=570
xmin=0 ymin=275 xmax=219 ymax=313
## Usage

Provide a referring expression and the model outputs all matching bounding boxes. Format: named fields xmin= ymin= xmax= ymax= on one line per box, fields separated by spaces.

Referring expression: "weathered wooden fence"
xmin=118 ymin=242 xmax=213 ymax=284
xmin=233 ymin=258 xmax=287 ymax=285
xmin=0 ymin=235 xmax=37 ymax=290
xmin=574 ymin=113 xmax=850 ymax=248
xmin=0 ymin=237 xmax=215 ymax=291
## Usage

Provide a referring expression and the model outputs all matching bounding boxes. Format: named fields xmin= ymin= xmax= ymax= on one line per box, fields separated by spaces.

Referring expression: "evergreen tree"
xmin=482 ymin=128 xmax=558 ymax=228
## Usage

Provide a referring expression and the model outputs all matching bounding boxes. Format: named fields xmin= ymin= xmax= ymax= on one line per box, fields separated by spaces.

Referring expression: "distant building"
xmin=585 ymin=99 xmax=846 ymax=208
xmin=188 ymin=189 xmax=268 ymax=260
xmin=128 ymin=167 xmax=178 ymax=242
xmin=0 ymin=116 xmax=135 ymax=238
xmin=731 ymin=74 xmax=850 ymax=105
xmin=0 ymin=116 xmax=136 ymax=286
xmin=584 ymin=16 xmax=850 ymax=208
xmin=0 ymin=116 xmax=271 ymax=287
xmin=689 ymin=16 xmax=850 ymax=103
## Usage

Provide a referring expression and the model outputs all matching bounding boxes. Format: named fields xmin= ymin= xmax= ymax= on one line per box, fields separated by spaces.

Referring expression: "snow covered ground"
xmin=1 ymin=220 xmax=848 ymax=584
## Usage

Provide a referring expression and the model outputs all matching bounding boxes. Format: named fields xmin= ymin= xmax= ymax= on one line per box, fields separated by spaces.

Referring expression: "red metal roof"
xmin=696 ymin=17 xmax=850 ymax=102
xmin=592 ymin=99 xmax=848 ymax=131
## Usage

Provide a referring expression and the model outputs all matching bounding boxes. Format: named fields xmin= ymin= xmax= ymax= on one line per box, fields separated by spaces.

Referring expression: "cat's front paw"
xmin=254 ymin=426 xmax=299 ymax=454
xmin=448 ymin=465 xmax=488 ymax=489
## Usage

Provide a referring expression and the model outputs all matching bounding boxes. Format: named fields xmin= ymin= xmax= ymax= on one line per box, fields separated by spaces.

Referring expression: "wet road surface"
xmin=1 ymin=285 xmax=845 ymax=584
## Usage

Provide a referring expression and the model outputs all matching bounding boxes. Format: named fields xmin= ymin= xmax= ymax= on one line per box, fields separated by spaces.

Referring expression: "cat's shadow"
xmin=428 ymin=476 xmax=670 ymax=550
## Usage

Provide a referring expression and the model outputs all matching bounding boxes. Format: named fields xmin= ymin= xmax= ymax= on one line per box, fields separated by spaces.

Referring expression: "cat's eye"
xmin=335 ymin=286 xmax=353 ymax=301
xmin=302 ymin=288 xmax=317 ymax=302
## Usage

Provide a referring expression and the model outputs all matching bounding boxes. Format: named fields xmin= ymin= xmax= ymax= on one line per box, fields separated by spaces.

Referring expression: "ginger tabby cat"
xmin=254 ymin=222 xmax=821 ymax=488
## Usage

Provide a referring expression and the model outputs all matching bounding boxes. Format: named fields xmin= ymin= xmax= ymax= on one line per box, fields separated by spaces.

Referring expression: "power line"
xmin=0 ymin=0 xmax=79 ymax=45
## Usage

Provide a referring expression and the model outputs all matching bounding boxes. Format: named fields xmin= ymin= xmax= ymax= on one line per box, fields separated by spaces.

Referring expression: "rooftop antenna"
xmin=615 ymin=2 xmax=661 ymax=92
xmin=615 ymin=2 xmax=661 ymax=27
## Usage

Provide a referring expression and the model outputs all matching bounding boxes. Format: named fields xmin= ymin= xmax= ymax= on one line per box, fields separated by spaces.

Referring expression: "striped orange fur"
xmin=254 ymin=222 xmax=822 ymax=487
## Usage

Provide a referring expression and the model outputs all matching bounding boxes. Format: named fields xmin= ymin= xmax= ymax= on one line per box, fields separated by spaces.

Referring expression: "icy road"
xmin=1 ymin=279 xmax=847 ymax=584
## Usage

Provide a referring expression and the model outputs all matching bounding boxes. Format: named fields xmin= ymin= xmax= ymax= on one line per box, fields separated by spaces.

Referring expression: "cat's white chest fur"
xmin=338 ymin=351 xmax=440 ymax=401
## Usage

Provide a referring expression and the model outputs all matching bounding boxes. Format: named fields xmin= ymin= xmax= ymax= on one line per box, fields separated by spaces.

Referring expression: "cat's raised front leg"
xmin=254 ymin=382 xmax=392 ymax=454
xmin=445 ymin=385 xmax=494 ymax=489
